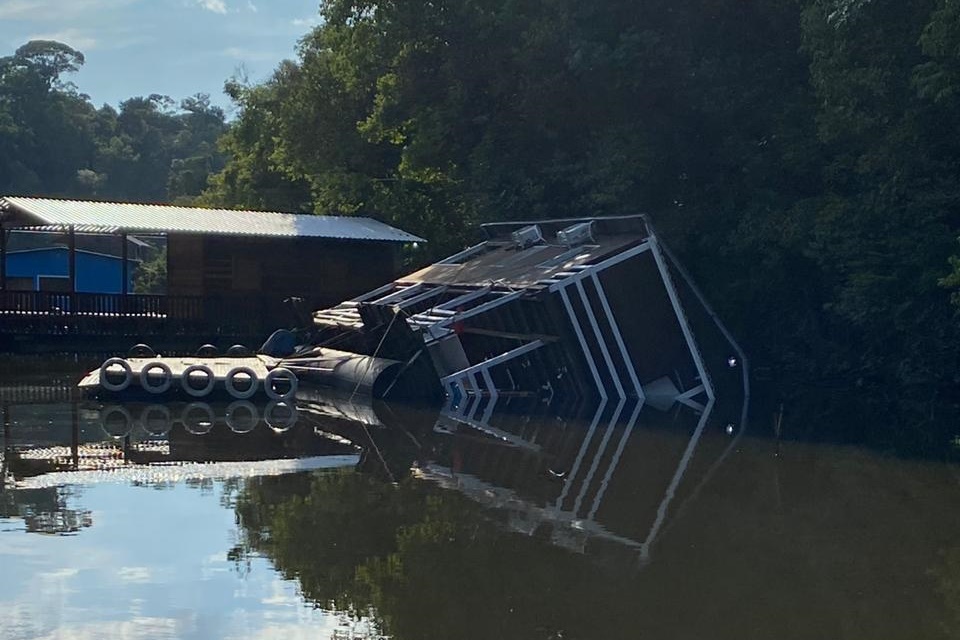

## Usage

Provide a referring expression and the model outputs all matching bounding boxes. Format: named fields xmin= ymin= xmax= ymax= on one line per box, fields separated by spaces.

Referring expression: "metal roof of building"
xmin=0 ymin=197 xmax=424 ymax=243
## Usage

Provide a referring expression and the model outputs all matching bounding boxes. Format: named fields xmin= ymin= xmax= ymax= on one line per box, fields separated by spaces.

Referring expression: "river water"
xmin=1 ymin=356 xmax=958 ymax=640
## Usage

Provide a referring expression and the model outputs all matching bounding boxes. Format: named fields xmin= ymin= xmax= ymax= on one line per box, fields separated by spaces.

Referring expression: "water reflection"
xmin=2 ymin=360 xmax=959 ymax=639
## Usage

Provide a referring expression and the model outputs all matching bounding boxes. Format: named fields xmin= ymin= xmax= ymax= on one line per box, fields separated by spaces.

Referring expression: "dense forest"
xmin=3 ymin=0 xmax=960 ymax=449
xmin=0 ymin=40 xmax=227 ymax=203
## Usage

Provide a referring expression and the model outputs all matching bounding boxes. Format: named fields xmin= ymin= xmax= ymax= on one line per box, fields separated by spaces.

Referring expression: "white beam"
xmin=438 ymin=241 xmax=489 ymax=264
xmin=576 ymin=280 xmax=625 ymax=399
xmin=441 ymin=339 xmax=545 ymax=386
xmin=548 ymin=241 xmax=651 ymax=292
xmin=591 ymin=274 xmax=644 ymax=401
xmin=648 ymin=234 xmax=715 ymax=402
xmin=559 ymin=286 xmax=607 ymax=400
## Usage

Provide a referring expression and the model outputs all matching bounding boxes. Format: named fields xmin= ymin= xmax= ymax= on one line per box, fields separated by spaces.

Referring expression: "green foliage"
xmin=198 ymin=0 xmax=960 ymax=435
xmin=0 ymin=41 xmax=227 ymax=202
xmin=132 ymin=246 xmax=167 ymax=294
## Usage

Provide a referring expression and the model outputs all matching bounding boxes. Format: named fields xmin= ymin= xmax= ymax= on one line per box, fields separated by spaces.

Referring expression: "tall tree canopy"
xmin=0 ymin=40 xmax=227 ymax=202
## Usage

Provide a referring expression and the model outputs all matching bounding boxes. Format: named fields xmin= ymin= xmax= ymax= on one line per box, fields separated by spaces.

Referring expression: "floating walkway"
xmin=78 ymin=354 xmax=298 ymax=401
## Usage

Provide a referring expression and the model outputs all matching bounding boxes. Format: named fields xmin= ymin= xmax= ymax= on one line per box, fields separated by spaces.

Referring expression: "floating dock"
xmin=78 ymin=214 xmax=746 ymax=418
xmin=78 ymin=354 xmax=297 ymax=401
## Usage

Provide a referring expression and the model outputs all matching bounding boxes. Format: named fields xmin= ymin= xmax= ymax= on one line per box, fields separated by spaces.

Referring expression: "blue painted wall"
xmin=5 ymin=248 xmax=137 ymax=293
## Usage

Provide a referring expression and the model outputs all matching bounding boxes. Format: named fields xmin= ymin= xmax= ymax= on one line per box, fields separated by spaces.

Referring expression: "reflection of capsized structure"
xmin=299 ymin=214 xmax=746 ymax=406
xmin=2 ymin=391 xmax=360 ymax=489
xmin=417 ymin=394 xmax=740 ymax=562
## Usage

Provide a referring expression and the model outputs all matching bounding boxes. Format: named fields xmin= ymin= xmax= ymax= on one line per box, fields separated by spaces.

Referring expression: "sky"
xmin=0 ymin=0 xmax=322 ymax=112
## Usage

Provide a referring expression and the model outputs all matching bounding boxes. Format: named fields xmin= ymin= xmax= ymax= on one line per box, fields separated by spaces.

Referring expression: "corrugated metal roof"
xmin=0 ymin=197 xmax=424 ymax=243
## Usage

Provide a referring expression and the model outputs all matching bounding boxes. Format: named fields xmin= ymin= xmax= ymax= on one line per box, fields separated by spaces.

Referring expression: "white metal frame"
xmin=647 ymin=234 xmax=715 ymax=402
xmin=575 ymin=280 xmax=625 ymax=399
xmin=591 ymin=273 xmax=644 ymax=399
xmin=441 ymin=339 xmax=545 ymax=389
xmin=438 ymin=241 xmax=489 ymax=265
xmin=559 ymin=286 xmax=608 ymax=401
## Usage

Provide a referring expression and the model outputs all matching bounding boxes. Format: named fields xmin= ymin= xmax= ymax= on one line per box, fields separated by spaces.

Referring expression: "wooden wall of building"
xmin=167 ymin=234 xmax=204 ymax=296
xmin=167 ymin=234 xmax=398 ymax=306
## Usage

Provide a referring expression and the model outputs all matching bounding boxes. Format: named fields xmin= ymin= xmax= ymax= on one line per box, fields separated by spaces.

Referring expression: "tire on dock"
xmin=140 ymin=361 xmax=173 ymax=395
xmin=181 ymin=364 xmax=216 ymax=398
xmin=225 ymin=366 xmax=259 ymax=400
xmin=100 ymin=358 xmax=133 ymax=392
xmin=264 ymin=367 xmax=298 ymax=401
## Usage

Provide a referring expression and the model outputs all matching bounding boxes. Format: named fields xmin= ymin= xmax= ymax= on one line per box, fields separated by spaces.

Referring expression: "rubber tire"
xmin=195 ymin=344 xmax=219 ymax=357
xmin=181 ymin=364 xmax=216 ymax=398
xmin=264 ymin=367 xmax=298 ymax=401
xmin=224 ymin=366 xmax=259 ymax=400
xmin=226 ymin=344 xmax=252 ymax=357
xmin=139 ymin=361 xmax=173 ymax=394
xmin=127 ymin=343 xmax=157 ymax=358
xmin=100 ymin=358 xmax=133 ymax=392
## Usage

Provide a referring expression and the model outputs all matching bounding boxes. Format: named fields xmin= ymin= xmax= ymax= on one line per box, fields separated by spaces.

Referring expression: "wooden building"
xmin=0 ymin=197 xmax=423 ymax=347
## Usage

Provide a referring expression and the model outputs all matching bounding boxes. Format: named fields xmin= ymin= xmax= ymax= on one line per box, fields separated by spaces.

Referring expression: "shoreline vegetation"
xmin=2 ymin=0 xmax=960 ymax=456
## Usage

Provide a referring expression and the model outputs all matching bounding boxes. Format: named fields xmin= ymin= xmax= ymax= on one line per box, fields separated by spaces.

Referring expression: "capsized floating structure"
xmin=298 ymin=214 xmax=746 ymax=411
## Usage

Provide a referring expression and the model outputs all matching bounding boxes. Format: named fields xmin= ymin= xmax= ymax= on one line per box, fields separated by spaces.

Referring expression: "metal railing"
xmin=0 ymin=291 xmax=316 ymax=338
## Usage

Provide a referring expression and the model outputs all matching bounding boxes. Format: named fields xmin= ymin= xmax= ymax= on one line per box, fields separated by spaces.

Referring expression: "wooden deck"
xmin=0 ymin=291 xmax=338 ymax=354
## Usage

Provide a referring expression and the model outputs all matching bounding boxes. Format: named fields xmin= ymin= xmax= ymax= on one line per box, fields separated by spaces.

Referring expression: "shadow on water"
xmin=1 ymin=357 xmax=959 ymax=639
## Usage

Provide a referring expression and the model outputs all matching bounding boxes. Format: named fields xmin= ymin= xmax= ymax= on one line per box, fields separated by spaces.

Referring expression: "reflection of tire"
xmin=140 ymin=404 xmax=172 ymax=436
xmin=100 ymin=358 xmax=133 ymax=392
xmin=264 ymin=401 xmax=298 ymax=432
xmin=101 ymin=404 xmax=133 ymax=437
xmin=225 ymin=401 xmax=259 ymax=433
xmin=181 ymin=364 xmax=215 ymax=397
xmin=264 ymin=367 xmax=298 ymax=401
xmin=140 ymin=361 xmax=173 ymax=394
xmin=225 ymin=366 xmax=259 ymax=400
xmin=181 ymin=402 xmax=215 ymax=435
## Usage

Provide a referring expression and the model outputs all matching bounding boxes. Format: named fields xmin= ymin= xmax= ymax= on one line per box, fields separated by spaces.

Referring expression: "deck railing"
xmin=0 ymin=291 xmax=313 ymax=338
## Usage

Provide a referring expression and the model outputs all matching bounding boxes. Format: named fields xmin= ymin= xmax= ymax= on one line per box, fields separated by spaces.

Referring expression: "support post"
xmin=68 ymin=225 xmax=76 ymax=294
xmin=1 ymin=403 xmax=9 ymax=492
xmin=0 ymin=222 xmax=6 ymax=291
xmin=71 ymin=401 xmax=79 ymax=470
xmin=121 ymin=232 xmax=129 ymax=296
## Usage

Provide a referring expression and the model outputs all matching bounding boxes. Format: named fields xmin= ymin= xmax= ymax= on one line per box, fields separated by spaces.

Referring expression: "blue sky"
xmin=0 ymin=0 xmax=322 ymax=112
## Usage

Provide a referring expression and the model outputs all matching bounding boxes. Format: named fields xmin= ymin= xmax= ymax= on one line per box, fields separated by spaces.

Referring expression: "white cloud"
xmin=0 ymin=0 xmax=135 ymax=21
xmin=195 ymin=0 xmax=227 ymax=14
xmin=290 ymin=16 xmax=319 ymax=28
xmin=25 ymin=27 xmax=99 ymax=50
xmin=246 ymin=0 xmax=257 ymax=12
xmin=221 ymin=46 xmax=281 ymax=62
xmin=117 ymin=566 xmax=152 ymax=583
xmin=39 ymin=568 xmax=80 ymax=581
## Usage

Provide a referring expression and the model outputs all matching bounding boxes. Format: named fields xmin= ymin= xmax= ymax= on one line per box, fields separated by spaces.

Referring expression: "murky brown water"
xmin=1 ymin=356 xmax=958 ymax=639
